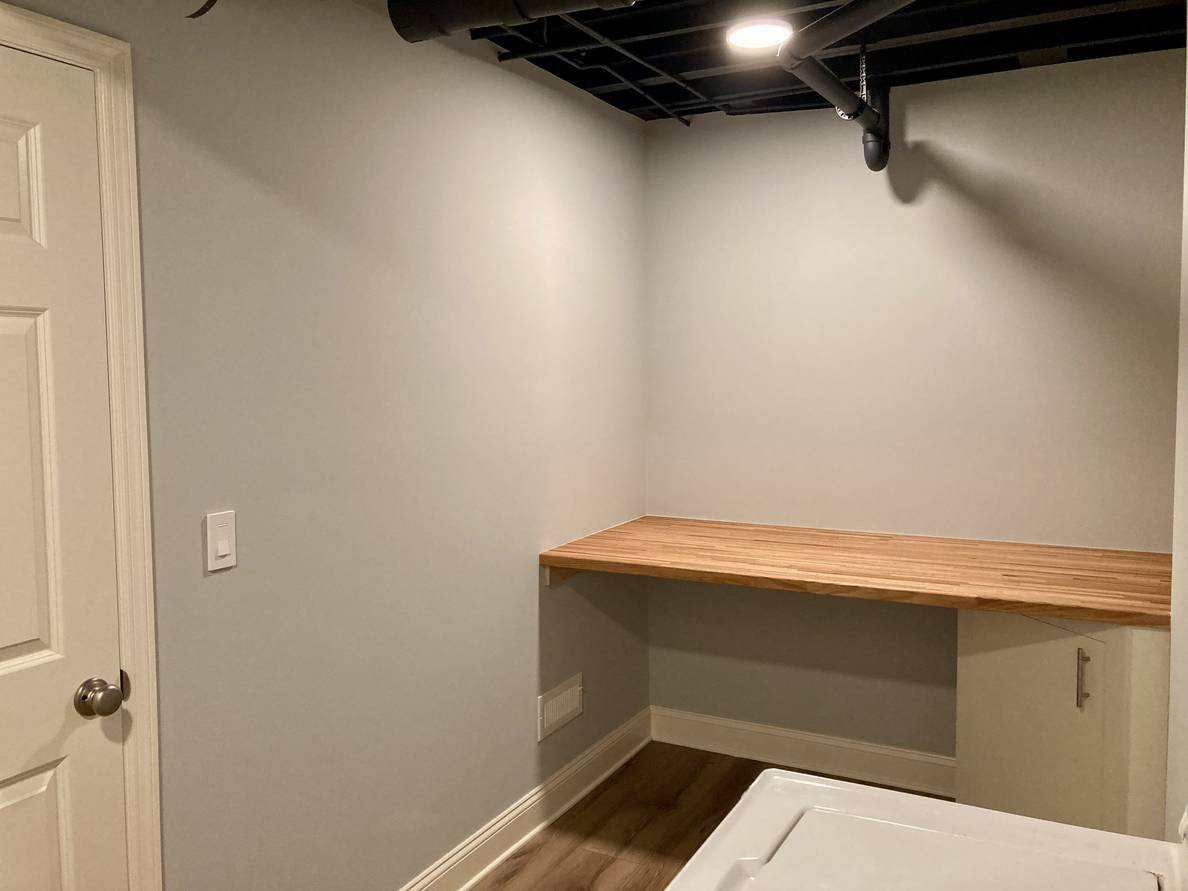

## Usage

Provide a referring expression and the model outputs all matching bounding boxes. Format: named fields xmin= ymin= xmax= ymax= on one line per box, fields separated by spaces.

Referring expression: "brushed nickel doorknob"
xmin=74 ymin=677 xmax=124 ymax=717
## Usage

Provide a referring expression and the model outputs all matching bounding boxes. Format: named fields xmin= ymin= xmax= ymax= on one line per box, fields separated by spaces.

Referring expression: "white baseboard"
xmin=650 ymin=706 xmax=956 ymax=798
xmin=397 ymin=707 xmax=651 ymax=891
xmin=398 ymin=704 xmax=953 ymax=891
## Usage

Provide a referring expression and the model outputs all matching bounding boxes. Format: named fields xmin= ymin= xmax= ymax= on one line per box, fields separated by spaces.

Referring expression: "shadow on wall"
xmin=536 ymin=571 xmax=649 ymax=781
xmin=884 ymin=99 xmax=1174 ymax=327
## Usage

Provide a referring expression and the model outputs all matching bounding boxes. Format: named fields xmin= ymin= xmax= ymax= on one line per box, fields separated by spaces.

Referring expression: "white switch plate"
xmin=204 ymin=510 xmax=237 ymax=571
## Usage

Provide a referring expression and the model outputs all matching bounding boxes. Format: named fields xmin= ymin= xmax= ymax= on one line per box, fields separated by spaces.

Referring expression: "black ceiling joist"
xmin=388 ymin=0 xmax=1187 ymax=169
xmin=638 ymin=24 xmax=1185 ymax=115
xmin=494 ymin=1 xmax=850 ymax=60
xmin=556 ymin=12 xmax=732 ymax=113
xmin=474 ymin=0 xmax=1185 ymax=120
xmin=579 ymin=0 xmax=1182 ymax=96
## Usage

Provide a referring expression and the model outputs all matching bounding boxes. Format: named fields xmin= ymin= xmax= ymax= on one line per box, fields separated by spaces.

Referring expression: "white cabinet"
xmin=956 ymin=611 xmax=1169 ymax=838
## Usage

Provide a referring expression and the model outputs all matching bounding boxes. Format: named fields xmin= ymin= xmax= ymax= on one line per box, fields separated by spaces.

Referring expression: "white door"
xmin=0 ymin=42 xmax=130 ymax=890
xmin=956 ymin=611 xmax=1106 ymax=830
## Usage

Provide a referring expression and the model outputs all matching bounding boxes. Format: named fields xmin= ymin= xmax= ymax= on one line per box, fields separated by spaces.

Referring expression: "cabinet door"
xmin=956 ymin=611 xmax=1105 ymax=829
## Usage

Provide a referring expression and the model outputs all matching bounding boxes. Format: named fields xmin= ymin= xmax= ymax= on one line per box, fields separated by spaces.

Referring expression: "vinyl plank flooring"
xmin=470 ymin=743 xmax=774 ymax=891
xmin=588 ymin=853 xmax=685 ymax=891
xmin=477 ymin=745 xmax=708 ymax=890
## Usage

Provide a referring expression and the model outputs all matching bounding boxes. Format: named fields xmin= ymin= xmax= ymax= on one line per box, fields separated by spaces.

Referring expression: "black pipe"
xmin=781 ymin=0 xmax=916 ymax=64
xmin=791 ymin=57 xmax=879 ymax=129
xmin=390 ymin=0 xmax=636 ymax=43
xmin=776 ymin=0 xmax=914 ymax=170
xmin=861 ymin=83 xmax=890 ymax=171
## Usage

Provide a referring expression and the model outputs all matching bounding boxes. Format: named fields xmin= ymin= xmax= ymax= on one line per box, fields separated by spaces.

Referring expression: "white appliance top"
xmin=667 ymin=770 xmax=1184 ymax=891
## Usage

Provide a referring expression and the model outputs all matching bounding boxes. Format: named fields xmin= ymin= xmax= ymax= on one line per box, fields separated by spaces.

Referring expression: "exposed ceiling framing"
xmin=472 ymin=0 xmax=1187 ymax=122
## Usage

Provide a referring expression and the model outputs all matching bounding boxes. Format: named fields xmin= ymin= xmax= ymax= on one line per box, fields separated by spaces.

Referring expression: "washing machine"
xmin=667 ymin=769 xmax=1185 ymax=890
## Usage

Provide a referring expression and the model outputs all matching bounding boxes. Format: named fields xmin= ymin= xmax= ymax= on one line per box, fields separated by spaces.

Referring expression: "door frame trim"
xmin=0 ymin=5 xmax=162 ymax=889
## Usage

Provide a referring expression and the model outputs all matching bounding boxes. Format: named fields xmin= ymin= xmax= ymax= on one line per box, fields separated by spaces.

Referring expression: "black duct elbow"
xmin=861 ymin=84 xmax=891 ymax=172
xmin=863 ymin=129 xmax=890 ymax=172
xmin=390 ymin=0 xmax=636 ymax=43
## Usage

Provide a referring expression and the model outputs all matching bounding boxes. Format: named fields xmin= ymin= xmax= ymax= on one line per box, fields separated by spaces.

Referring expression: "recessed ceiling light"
xmin=726 ymin=19 xmax=794 ymax=50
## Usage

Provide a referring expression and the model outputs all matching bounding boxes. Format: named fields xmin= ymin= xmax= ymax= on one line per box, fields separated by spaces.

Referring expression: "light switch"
xmin=204 ymin=510 xmax=237 ymax=572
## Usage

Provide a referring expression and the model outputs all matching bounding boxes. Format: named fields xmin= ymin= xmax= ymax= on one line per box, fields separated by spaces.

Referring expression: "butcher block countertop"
xmin=539 ymin=516 xmax=1171 ymax=627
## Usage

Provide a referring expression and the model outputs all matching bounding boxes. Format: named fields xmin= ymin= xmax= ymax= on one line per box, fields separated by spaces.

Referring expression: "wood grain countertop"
xmin=540 ymin=516 xmax=1171 ymax=627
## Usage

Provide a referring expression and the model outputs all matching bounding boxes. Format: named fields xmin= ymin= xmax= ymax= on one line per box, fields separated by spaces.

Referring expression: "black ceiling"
xmin=472 ymin=0 xmax=1187 ymax=123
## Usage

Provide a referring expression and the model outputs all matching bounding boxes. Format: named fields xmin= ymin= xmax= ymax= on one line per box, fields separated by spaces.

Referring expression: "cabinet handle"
xmin=1076 ymin=647 xmax=1091 ymax=709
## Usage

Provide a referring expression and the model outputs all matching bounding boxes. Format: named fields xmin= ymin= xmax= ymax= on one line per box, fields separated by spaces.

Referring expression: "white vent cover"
xmin=538 ymin=673 xmax=583 ymax=742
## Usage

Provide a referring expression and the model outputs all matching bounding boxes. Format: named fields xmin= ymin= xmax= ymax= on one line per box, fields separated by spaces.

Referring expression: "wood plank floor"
xmin=472 ymin=743 xmax=775 ymax=891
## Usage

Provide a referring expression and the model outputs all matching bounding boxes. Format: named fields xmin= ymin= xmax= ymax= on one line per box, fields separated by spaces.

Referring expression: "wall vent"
xmin=538 ymin=673 xmax=583 ymax=742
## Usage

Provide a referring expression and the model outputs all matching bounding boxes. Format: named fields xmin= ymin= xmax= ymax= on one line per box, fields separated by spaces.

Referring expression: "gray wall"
xmin=8 ymin=1 xmax=648 ymax=888
xmin=645 ymin=52 xmax=1185 ymax=755
xmin=10 ymin=0 xmax=1185 ymax=877
xmin=650 ymin=582 xmax=957 ymax=753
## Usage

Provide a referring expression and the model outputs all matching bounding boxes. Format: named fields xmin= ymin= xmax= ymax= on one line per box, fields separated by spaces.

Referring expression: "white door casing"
xmin=0 ymin=5 xmax=159 ymax=890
